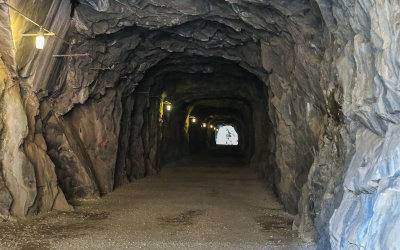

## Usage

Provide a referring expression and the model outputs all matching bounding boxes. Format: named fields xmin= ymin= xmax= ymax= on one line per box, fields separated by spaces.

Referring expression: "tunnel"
xmin=136 ymin=56 xmax=269 ymax=165
xmin=0 ymin=0 xmax=400 ymax=249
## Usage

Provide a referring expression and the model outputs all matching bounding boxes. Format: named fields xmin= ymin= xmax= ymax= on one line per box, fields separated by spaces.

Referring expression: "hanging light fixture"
xmin=5 ymin=3 xmax=66 ymax=52
xmin=21 ymin=27 xmax=54 ymax=50
xmin=36 ymin=29 xmax=45 ymax=49
xmin=163 ymin=101 xmax=172 ymax=111
xmin=189 ymin=116 xmax=197 ymax=123
xmin=6 ymin=3 xmax=112 ymax=62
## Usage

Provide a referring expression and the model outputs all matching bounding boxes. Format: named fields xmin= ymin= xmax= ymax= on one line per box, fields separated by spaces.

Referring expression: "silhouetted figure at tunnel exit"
xmin=216 ymin=125 xmax=239 ymax=145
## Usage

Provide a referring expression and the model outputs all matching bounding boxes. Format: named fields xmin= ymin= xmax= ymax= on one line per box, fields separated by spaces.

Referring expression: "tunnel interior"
xmin=0 ymin=0 xmax=399 ymax=249
xmin=135 ymin=55 xmax=269 ymax=165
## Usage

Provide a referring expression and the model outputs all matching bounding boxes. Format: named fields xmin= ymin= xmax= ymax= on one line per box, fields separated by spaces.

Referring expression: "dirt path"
xmin=0 ymin=157 xmax=316 ymax=250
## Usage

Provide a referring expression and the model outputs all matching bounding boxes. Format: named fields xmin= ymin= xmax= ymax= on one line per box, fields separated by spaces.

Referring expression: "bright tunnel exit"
xmin=216 ymin=125 xmax=239 ymax=145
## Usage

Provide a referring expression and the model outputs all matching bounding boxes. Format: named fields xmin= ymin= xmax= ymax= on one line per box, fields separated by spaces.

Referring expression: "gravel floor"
xmin=0 ymin=156 xmax=316 ymax=250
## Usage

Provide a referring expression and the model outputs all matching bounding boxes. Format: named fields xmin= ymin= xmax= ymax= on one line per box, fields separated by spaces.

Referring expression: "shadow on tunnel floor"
xmin=164 ymin=149 xmax=248 ymax=169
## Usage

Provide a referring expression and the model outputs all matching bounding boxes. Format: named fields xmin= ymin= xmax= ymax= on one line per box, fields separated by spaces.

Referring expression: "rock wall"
xmin=263 ymin=33 xmax=327 ymax=215
xmin=0 ymin=0 xmax=72 ymax=218
xmin=41 ymin=87 xmax=123 ymax=199
xmin=0 ymin=61 xmax=24 ymax=219
xmin=308 ymin=1 xmax=400 ymax=248
xmin=293 ymin=1 xmax=400 ymax=249
xmin=0 ymin=60 xmax=71 ymax=219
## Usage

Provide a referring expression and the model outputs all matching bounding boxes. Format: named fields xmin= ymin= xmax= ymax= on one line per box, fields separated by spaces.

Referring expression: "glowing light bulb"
xmin=166 ymin=105 xmax=171 ymax=111
xmin=36 ymin=35 xmax=44 ymax=49
xmin=202 ymin=123 xmax=207 ymax=128
xmin=210 ymin=125 xmax=213 ymax=128
xmin=191 ymin=118 xmax=196 ymax=123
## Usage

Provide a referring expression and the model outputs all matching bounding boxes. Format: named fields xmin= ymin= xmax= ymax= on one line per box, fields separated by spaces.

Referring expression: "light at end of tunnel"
xmin=36 ymin=35 xmax=45 ymax=49
xmin=166 ymin=104 xmax=172 ymax=111
xmin=216 ymin=125 xmax=239 ymax=145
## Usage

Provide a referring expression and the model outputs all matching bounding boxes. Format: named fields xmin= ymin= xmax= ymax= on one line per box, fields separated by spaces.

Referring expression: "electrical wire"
xmin=3 ymin=2 xmax=113 ymax=70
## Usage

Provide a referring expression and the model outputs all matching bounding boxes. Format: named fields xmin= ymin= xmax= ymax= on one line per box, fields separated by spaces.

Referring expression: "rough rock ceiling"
xmin=46 ymin=0 xmax=323 ymax=114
